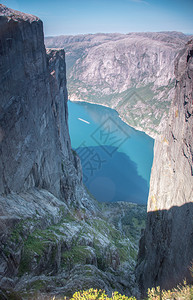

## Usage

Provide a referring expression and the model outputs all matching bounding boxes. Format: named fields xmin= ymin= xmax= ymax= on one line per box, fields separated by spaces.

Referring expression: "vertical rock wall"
xmin=136 ymin=41 xmax=193 ymax=294
xmin=0 ymin=4 xmax=81 ymax=202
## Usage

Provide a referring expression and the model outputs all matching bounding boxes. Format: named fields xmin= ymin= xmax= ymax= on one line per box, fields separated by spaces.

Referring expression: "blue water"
xmin=68 ymin=100 xmax=154 ymax=204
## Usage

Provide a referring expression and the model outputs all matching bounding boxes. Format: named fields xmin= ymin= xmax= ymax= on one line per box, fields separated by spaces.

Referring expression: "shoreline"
xmin=69 ymin=97 xmax=156 ymax=139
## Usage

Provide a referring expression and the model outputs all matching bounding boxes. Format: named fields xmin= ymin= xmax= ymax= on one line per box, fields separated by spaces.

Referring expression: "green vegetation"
xmin=52 ymin=279 xmax=193 ymax=299
xmin=0 ymin=289 xmax=22 ymax=300
xmin=90 ymin=218 xmax=134 ymax=264
xmin=72 ymin=149 xmax=78 ymax=156
xmin=3 ymin=283 xmax=193 ymax=300
xmin=3 ymin=205 xmax=191 ymax=298
xmin=61 ymin=245 xmax=92 ymax=269
xmin=50 ymin=279 xmax=193 ymax=299
xmin=101 ymin=202 xmax=146 ymax=243
xmin=5 ymin=197 xmax=146 ymax=296
xmin=147 ymin=281 xmax=193 ymax=299
xmin=10 ymin=219 xmax=27 ymax=243
xmin=18 ymin=219 xmax=75 ymax=276
xmin=18 ymin=229 xmax=52 ymax=275
xmin=68 ymin=77 xmax=175 ymax=135
xmin=84 ymin=184 xmax=98 ymax=203
xmin=26 ymin=279 xmax=46 ymax=292
xmin=66 ymin=289 xmax=136 ymax=300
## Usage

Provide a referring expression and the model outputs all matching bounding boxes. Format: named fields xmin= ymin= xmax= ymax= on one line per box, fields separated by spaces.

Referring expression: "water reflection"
xmin=68 ymin=100 xmax=154 ymax=204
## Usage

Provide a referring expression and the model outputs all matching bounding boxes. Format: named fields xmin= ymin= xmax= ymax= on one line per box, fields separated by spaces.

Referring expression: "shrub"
xmin=147 ymin=281 xmax=193 ymax=299
xmin=54 ymin=289 xmax=136 ymax=300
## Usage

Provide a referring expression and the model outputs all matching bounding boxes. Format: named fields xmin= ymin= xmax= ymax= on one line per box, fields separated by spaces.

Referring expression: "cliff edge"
xmin=136 ymin=41 xmax=193 ymax=294
xmin=0 ymin=5 xmax=144 ymax=298
xmin=0 ymin=4 xmax=81 ymax=202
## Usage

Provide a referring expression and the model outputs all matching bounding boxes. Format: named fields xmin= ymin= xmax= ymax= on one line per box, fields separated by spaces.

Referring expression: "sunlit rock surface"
xmin=45 ymin=32 xmax=191 ymax=137
xmin=136 ymin=41 xmax=193 ymax=295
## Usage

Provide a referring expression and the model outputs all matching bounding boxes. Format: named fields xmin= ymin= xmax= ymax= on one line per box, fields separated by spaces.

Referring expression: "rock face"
xmin=45 ymin=32 xmax=191 ymax=137
xmin=0 ymin=5 xmax=146 ymax=298
xmin=136 ymin=41 xmax=193 ymax=295
xmin=0 ymin=4 xmax=79 ymax=202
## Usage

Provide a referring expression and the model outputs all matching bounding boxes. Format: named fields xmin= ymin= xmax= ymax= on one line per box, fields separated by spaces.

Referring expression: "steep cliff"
xmin=45 ymin=32 xmax=190 ymax=137
xmin=0 ymin=5 xmax=145 ymax=298
xmin=0 ymin=4 xmax=84 ymax=204
xmin=136 ymin=41 xmax=193 ymax=294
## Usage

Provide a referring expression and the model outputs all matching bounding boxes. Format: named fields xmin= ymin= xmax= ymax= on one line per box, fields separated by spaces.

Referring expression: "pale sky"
xmin=2 ymin=0 xmax=193 ymax=36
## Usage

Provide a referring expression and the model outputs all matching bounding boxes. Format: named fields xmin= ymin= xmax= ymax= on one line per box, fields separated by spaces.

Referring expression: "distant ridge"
xmin=45 ymin=31 xmax=190 ymax=137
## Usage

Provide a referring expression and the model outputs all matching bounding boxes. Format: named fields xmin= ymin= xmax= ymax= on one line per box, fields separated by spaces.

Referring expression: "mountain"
xmin=0 ymin=5 xmax=145 ymax=299
xmin=46 ymin=31 xmax=193 ymax=297
xmin=136 ymin=40 xmax=193 ymax=295
xmin=45 ymin=32 xmax=191 ymax=137
xmin=1 ymin=4 xmax=192 ymax=299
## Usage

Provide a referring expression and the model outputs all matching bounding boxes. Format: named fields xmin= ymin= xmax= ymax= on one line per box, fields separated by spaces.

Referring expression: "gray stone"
xmin=45 ymin=32 xmax=191 ymax=137
xmin=136 ymin=41 xmax=193 ymax=295
xmin=0 ymin=5 xmax=146 ymax=298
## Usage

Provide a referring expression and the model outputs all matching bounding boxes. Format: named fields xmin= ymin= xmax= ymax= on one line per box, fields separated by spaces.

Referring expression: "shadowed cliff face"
xmin=137 ymin=203 xmax=193 ymax=294
xmin=136 ymin=41 xmax=193 ymax=295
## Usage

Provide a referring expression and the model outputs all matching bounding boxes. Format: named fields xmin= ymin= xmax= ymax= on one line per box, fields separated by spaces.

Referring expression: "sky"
xmin=2 ymin=0 xmax=193 ymax=36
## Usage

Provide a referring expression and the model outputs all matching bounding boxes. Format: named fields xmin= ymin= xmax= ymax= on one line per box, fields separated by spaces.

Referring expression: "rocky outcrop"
xmin=0 ymin=188 xmax=145 ymax=298
xmin=45 ymin=32 xmax=190 ymax=137
xmin=0 ymin=4 xmax=80 ymax=202
xmin=0 ymin=5 xmax=145 ymax=298
xmin=136 ymin=41 xmax=193 ymax=295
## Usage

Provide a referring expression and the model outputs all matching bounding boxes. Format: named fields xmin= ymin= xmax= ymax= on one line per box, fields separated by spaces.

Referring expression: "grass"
xmin=61 ymin=245 xmax=92 ymax=268
xmin=18 ymin=232 xmax=48 ymax=275
xmin=147 ymin=281 xmax=193 ymax=299
xmin=10 ymin=219 xmax=27 ymax=243
xmin=16 ymin=213 xmax=129 ymax=276
xmin=7 ymin=198 xmax=146 ymax=296
xmin=18 ymin=223 xmax=70 ymax=276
